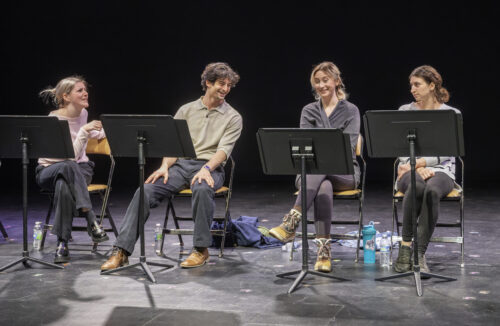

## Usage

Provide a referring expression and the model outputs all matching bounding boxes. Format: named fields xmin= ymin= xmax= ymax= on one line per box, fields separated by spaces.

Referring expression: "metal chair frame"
xmin=40 ymin=138 xmax=118 ymax=251
xmin=160 ymin=156 xmax=235 ymax=258
xmin=390 ymin=157 xmax=465 ymax=267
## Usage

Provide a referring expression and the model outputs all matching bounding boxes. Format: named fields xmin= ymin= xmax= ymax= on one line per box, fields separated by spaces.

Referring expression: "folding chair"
xmin=40 ymin=138 xmax=118 ymax=251
xmin=160 ymin=156 xmax=235 ymax=258
xmin=391 ymin=157 xmax=465 ymax=267
xmin=293 ymin=135 xmax=366 ymax=263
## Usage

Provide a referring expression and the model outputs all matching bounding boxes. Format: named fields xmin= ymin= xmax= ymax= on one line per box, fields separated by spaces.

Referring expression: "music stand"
xmin=0 ymin=116 xmax=74 ymax=272
xmin=100 ymin=115 xmax=196 ymax=283
xmin=257 ymin=128 xmax=353 ymax=293
xmin=364 ymin=110 xmax=463 ymax=296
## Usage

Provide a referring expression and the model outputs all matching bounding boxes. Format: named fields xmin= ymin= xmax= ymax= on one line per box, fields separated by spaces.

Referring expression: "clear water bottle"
xmin=33 ymin=221 xmax=42 ymax=250
xmin=154 ymin=223 xmax=162 ymax=256
xmin=380 ymin=231 xmax=391 ymax=267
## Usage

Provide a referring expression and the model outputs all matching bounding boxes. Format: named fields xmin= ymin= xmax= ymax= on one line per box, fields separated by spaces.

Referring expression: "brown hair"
xmin=200 ymin=62 xmax=240 ymax=91
xmin=410 ymin=65 xmax=449 ymax=103
xmin=310 ymin=61 xmax=347 ymax=100
xmin=39 ymin=76 xmax=87 ymax=108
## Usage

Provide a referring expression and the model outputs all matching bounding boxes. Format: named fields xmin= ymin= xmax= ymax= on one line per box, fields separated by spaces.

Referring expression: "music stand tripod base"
xmin=364 ymin=110 xmax=463 ymax=296
xmin=99 ymin=115 xmax=195 ymax=283
xmin=256 ymin=128 xmax=354 ymax=293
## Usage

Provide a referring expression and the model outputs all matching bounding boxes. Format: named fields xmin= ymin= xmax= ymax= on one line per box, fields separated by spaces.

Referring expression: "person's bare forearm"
xmin=204 ymin=151 xmax=227 ymax=171
xmin=160 ymin=157 xmax=178 ymax=170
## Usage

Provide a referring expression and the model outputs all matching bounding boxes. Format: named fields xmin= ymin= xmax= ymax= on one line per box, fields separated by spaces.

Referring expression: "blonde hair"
xmin=39 ymin=76 xmax=87 ymax=108
xmin=310 ymin=61 xmax=347 ymax=100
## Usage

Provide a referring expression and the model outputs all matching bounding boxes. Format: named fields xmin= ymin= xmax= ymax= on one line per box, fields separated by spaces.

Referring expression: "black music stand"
xmin=100 ymin=115 xmax=196 ymax=283
xmin=364 ymin=110 xmax=463 ymax=296
xmin=0 ymin=116 xmax=74 ymax=272
xmin=257 ymin=128 xmax=353 ymax=293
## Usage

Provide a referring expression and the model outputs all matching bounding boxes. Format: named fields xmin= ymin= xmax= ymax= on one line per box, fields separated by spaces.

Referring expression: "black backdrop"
xmin=1 ymin=2 xmax=498 ymax=192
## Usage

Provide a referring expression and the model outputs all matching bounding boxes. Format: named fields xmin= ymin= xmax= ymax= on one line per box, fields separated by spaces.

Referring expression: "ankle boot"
xmin=269 ymin=209 xmax=302 ymax=243
xmin=393 ymin=244 xmax=412 ymax=273
xmin=313 ymin=238 xmax=332 ymax=273
xmin=417 ymin=252 xmax=431 ymax=279
xmin=88 ymin=221 xmax=109 ymax=243
xmin=54 ymin=240 xmax=70 ymax=264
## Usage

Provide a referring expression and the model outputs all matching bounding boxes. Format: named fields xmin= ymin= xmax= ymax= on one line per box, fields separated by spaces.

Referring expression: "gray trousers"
xmin=36 ymin=161 xmax=95 ymax=242
xmin=397 ymin=171 xmax=454 ymax=253
xmin=295 ymin=174 xmax=357 ymax=236
xmin=115 ymin=159 xmax=224 ymax=255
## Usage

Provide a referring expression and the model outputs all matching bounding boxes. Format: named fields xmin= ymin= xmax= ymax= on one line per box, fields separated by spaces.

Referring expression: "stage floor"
xmin=0 ymin=183 xmax=499 ymax=325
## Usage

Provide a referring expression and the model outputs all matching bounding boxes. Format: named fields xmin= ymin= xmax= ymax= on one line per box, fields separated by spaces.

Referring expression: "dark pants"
xmin=115 ymin=159 xmax=224 ymax=255
xmin=295 ymin=174 xmax=357 ymax=236
xmin=36 ymin=161 xmax=95 ymax=242
xmin=397 ymin=171 xmax=454 ymax=253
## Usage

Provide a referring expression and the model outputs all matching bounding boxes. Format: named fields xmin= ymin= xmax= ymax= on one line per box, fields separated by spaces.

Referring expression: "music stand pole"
xmin=101 ymin=133 xmax=173 ymax=283
xmin=375 ymin=130 xmax=456 ymax=296
xmin=276 ymin=154 xmax=350 ymax=294
xmin=0 ymin=134 xmax=63 ymax=272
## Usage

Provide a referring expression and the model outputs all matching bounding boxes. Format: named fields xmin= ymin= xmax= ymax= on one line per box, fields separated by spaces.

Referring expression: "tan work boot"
xmin=180 ymin=247 xmax=209 ymax=268
xmin=313 ymin=238 xmax=332 ymax=273
xmin=100 ymin=247 xmax=129 ymax=271
xmin=269 ymin=209 xmax=302 ymax=243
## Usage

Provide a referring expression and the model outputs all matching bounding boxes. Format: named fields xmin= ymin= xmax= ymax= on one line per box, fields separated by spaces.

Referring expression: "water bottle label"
xmin=365 ymin=239 xmax=375 ymax=250
xmin=155 ymin=234 xmax=162 ymax=240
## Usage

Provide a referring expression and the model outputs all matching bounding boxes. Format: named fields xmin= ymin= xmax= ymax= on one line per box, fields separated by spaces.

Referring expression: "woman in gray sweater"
xmin=393 ymin=65 xmax=461 ymax=276
xmin=269 ymin=62 xmax=360 ymax=273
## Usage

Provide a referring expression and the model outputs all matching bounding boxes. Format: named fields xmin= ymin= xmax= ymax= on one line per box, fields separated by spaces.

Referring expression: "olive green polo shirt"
xmin=174 ymin=98 xmax=243 ymax=161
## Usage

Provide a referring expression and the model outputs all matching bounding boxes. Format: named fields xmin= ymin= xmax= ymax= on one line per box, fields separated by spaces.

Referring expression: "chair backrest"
xmin=86 ymin=138 xmax=111 ymax=156
xmin=224 ymin=156 xmax=235 ymax=190
xmin=355 ymin=134 xmax=363 ymax=157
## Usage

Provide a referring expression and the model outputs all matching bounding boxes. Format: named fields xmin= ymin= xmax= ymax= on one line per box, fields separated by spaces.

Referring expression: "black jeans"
xmin=397 ymin=171 xmax=454 ymax=253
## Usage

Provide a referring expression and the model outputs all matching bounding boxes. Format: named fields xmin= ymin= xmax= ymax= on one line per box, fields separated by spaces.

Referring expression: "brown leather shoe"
xmin=101 ymin=247 xmax=129 ymax=271
xmin=180 ymin=247 xmax=209 ymax=268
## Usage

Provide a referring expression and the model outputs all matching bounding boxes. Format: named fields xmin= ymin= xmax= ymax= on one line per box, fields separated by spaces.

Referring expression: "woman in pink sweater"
xmin=37 ymin=76 xmax=108 ymax=263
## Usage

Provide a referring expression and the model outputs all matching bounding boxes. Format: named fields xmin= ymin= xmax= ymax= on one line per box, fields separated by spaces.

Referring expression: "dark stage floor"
xmin=0 ymin=183 xmax=499 ymax=325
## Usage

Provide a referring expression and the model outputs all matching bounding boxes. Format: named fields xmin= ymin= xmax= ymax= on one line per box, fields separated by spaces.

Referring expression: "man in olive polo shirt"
xmin=101 ymin=62 xmax=242 ymax=269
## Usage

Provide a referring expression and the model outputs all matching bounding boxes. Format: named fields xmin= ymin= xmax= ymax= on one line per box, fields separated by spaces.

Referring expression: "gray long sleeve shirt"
xmin=398 ymin=102 xmax=461 ymax=181
xmin=300 ymin=99 xmax=361 ymax=183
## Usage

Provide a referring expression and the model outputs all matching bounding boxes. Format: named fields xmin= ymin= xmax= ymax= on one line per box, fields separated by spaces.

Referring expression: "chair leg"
xmin=0 ymin=221 xmax=8 ymax=239
xmin=41 ymin=195 xmax=54 ymax=250
xmin=390 ymin=198 xmax=398 ymax=265
xmin=460 ymin=198 xmax=465 ymax=268
xmin=170 ymin=201 xmax=183 ymax=246
xmin=106 ymin=206 xmax=118 ymax=237
xmin=219 ymin=209 xmax=230 ymax=258
xmin=355 ymin=198 xmax=363 ymax=263
xmin=161 ymin=200 xmax=171 ymax=254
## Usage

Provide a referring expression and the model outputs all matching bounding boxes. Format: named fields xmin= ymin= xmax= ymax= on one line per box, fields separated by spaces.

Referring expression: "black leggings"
xmin=397 ymin=171 xmax=454 ymax=253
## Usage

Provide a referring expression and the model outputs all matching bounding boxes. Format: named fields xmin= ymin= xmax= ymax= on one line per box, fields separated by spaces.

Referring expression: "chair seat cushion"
xmin=334 ymin=189 xmax=361 ymax=196
xmin=294 ymin=189 xmax=361 ymax=196
xmin=178 ymin=186 xmax=229 ymax=195
xmin=394 ymin=188 xmax=461 ymax=199
xmin=87 ymin=184 xmax=107 ymax=192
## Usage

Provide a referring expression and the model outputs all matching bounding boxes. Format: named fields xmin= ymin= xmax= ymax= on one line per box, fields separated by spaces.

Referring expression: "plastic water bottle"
xmin=33 ymin=221 xmax=42 ymax=250
xmin=154 ymin=223 xmax=162 ymax=256
xmin=380 ymin=232 xmax=391 ymax=267
xmin=362 ymin=221 xmax=377 ymax=264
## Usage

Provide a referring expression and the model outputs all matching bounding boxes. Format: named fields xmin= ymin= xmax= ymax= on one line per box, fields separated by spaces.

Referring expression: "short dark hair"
xmin=201 ymin=62 xmax=240 ymax=91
